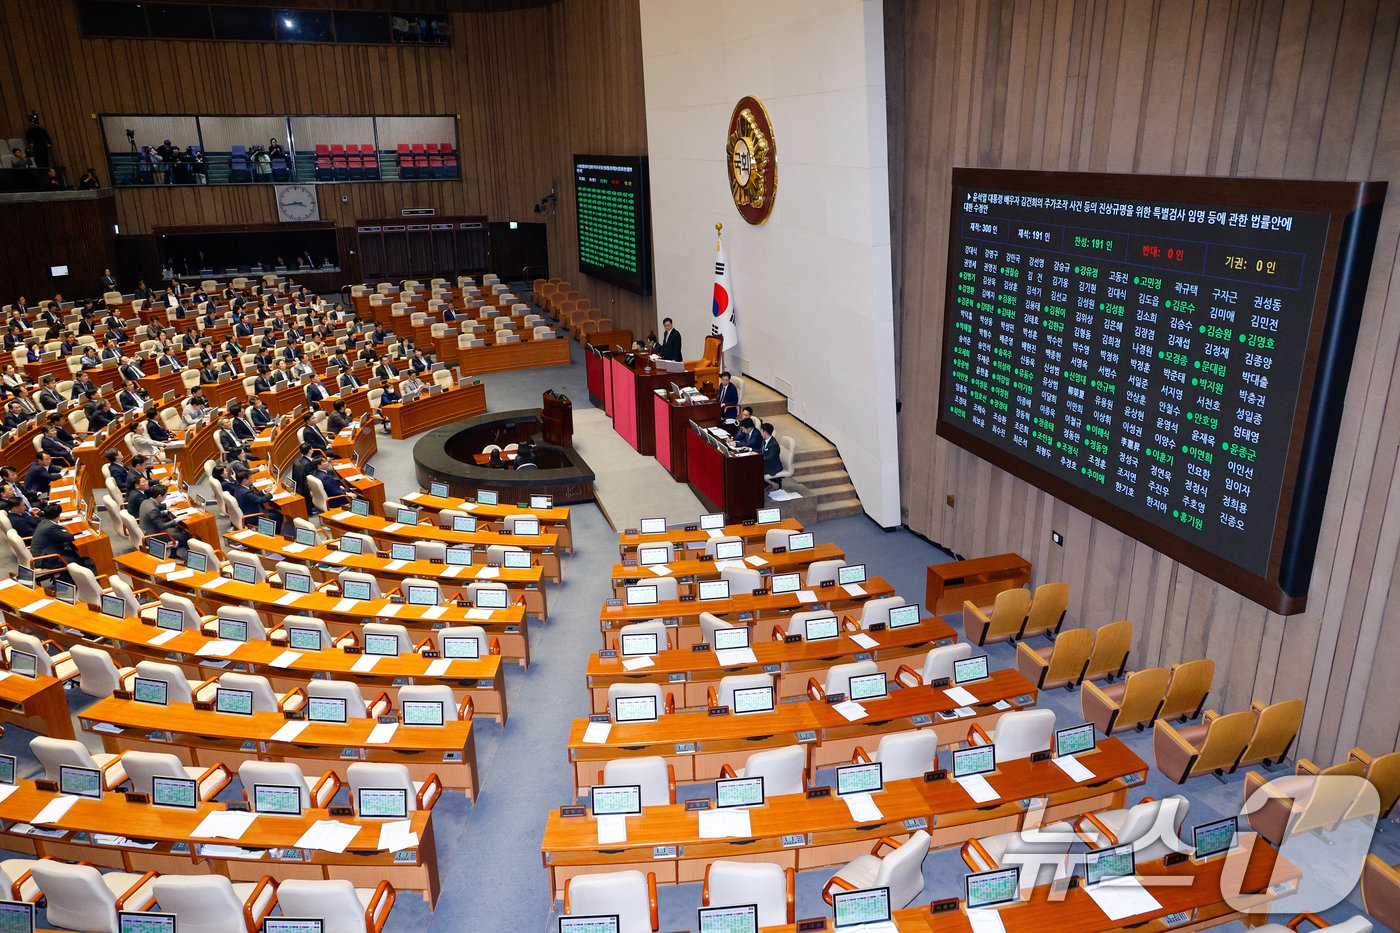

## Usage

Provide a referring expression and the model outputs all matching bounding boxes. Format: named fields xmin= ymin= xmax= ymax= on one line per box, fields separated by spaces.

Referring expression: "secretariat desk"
xmin=686 ymin=423 xmax=765 ymax=523
xmin=605 ymin=351 xmax=694 ymax=456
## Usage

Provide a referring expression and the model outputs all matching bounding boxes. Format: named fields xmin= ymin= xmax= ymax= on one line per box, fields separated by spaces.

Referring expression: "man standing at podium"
xmin=657 ymin=317 xmax=682 ymax=361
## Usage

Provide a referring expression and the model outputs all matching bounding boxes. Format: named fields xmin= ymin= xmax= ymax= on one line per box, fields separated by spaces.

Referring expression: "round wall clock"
xmin=275 ymin=184 xmax=320 ymax=223
xmin=726 ymin=96 xmax=776 ymax=225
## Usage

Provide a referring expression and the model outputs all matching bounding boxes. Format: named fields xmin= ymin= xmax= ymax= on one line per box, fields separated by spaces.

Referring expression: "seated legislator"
xmin=139 ymin=483 xmax=192 ymax=557
xmin=33 ymin=502 xmax=96 ymax=582
xmin=310 ymin=455 xmax=351 ymax=509
xmin=730 ymin=417 xmax=762 ymax=453
xmin=235 ymin=470 xmax=284 ymax=532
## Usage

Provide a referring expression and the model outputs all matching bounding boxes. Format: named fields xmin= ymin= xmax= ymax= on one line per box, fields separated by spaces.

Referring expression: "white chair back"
xmin=134 ymin=660 xmax=194 ymax=704
xmin=706 ymin=861 xmax=790 ymax=928
xmin=602 ymin=756 xmax=672 ymax=807
xmin=69 ymin=644 xmax=125 ymax=698
xmin=739 ymin=745 xmax=806 ymax=795
xmin=873 ymin=730 xmax=939 ymax=781
xmin=988 ymin=708 xmax=1057 ymax=761
xmin=150 ymin=875 xmax=252 ymax=933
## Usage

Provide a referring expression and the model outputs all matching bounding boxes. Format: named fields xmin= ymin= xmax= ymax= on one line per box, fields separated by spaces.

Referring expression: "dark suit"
xmin=312 ymin=468 xmax=349 ymax=506
xmin=733 ymin=428 xmax=761 ymax=453
xmin=118 ymin=390 xmax=144 ymax=412
xmin=374 ymin=363 xmax=398 ymax=381
xmin=232 ymin=417 xmax=257 ymax=441
xmin=41 ymin=437 xmax=74 ymax=466
xmin=139 ymin=497 xmax=189 ymax=550
xmin=235 ymin=484 xmax=280 ymax=528
xmin=8 ymin=509 xmax=38 ymax=538
xmin=217 ymin=429 xmax=243 ymax=455
xmin=302 ymin=425 xmax=329 ymax=451
xmin=717 ymin=382 xmax=739 ymax=420
xmin=120 ymin=363 xmax=145 ymax=381
xmin=38 ymin=389 xmax=62 ymax=411
xmin=306 ymin=383 xmax=329 ymax=404
xmin=338 ymin=372 xmax=362 ymax=390
xmin=289 ymin=455 xmax=313 ymax=500
xmin=108 ymin=461 xmax=134 ymax=492
xmin=23 ymin=462 xmax=59 ymax=496
xmin=88 ymin=408 xmax=116 ymax=431
xmin=410 ymin=356 xmax=431 ymax=374
xmin=658 ymin=328 xmax=682 ymax=362
xmin=2 ymin=412 xmax=29 ymax=431
xmin=32 ymin=518 xmax=91 ymax=578
xmin=249 ymin=406 xmax=273 ymax=428
xmin=762 ymin=436 xmax=782 ymax=477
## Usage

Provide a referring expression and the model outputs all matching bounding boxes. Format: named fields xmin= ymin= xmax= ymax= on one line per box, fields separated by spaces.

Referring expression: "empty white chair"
xmin=698 ymin=611 xmax=733 ymax=645
xmin=719 ymin=566 xmax=761 ymax=594
xmin=110 ymin=576 xmax=152 ymax=619
xmin=151 ymin=874 xmax=278 ymax=933
xmin=397 ymin=577 xmax=440 ymax=605
xmin=238 ymin=760 xmax=340 ymax=809
xmin=347 ymin=761 xmax=441 ymax=812
xmin=69 ymin=644 xmax=135 ymax=698
xmin=212 ymin=604 xmax=270 ymax=640
xmin=712 ymin=673 xmax=774 ymax=712
xmin=764 ymin=529 xmax=793 ymax=551
xmin=607 ymin=682 xmax=670 ymax=719
xmin=704 ymin=861 xmax=794 ymax=927
xmin=273 ymin=878 xmax=396 ymax=933
xmin=27 ymin=859 xmax=159 ymax=933
xmin=823 ymin=829 xmax=930 ymax=909
xmin=414 ymin=540 xmax=446 ymax=562
xmin=628 ymin=576 xmax=678 ymax=602
xmin=157 ymin=592 xmax=211 ymax=631
xmin=858 ymin=730 xmax=939 ymax=782
xmin=486 ymin=543 xmax=524 ymax=565
xmin=398 ymin=684 xmax=471 ymax=721
xmin=855 ymin=595 xmax=906 ymax=629
xmin=968 ymin=708 xmax=1057 ymax=761
xmin=186 ymin=537 xmax=221 ymax=571
xmin=227 ymin=549 xmax=268 ymax=582
xmin=121 ymin=750 xmax=231 ymax=801
xmin=216 ymin=672 xmax=302 ymax=713
xmin=134 ymin=659 xmax=205 ymax=704
xmin=30 ymin=736 xmax=127 ymax=789
xmin=279 ymin=616 xmax=354 ymax=651
xmin=362 ymin=622 xmax=413 ymax=656
xmin=720 ymin=744 xmax=806 ymax=795
xmin=600 ymin=756 xmax=675 ymax=806
xmin=4 ymin=630 xmax=77 ymax=680
xmin=430 ymin=625 xmax=494 ymax=660
xmin=308 ymin=680 xmax=390 ymax=719
xmin=783 ymin=610 xmax=839 ymax=639
xmin=962 ymin=820 xmax=1076 ymax=894
xmin=503 ymin=513 xmax=540 ymax=535
xmin=704 ymin=535 xmax=743 ymax=558
xmin=616 ymin=620 xmax=669 ymax=654
xmin=895 ymin=642 xmax=973 ymax=688
xmin=564 ymin=870 xmax=658 ymax=933
xmin=437 ymin=508 xmax=472 ymax=529
xmin=68 ymin=563 xmax=104 ymax=605
xmin=811 ymin=659 xmax=878 ymax=699
xmin=805 ymin=559 xmax=842 ymax=586
xmin=1074 ymin=794 xmax=1191 ymax=862
xmin=337 ymin=569 xmax=382 ymax=599
xmin=466 ymin=581 xmax=508 ymax=606
xmin=635 ymin=541 xmax=675 ymax=563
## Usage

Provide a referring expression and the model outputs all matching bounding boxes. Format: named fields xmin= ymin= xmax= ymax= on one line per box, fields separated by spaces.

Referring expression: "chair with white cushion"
xmin=629 ymin=576 xmax=678 ymax=602
xmin=710 ymin=673 xmax=775 ymax=712
xmin=24 ymin=858 xmax=158 ymax=933
xmin=718 ymin=745 xmax=807 ymax=795
xmin=806 ymin=559 xmax=842 ymax=586
xmin=607 ymin=682 xmax=673 ymax=719
xmin=851 ymin=595 xmax=906 ymax=630
xmin=719 ymin=566 xmax=761 ymax=594
xmin=563 ymin=870 xmax=658 ymax=933
xmin=699 ymin=611 xmax=733 ymax=645
xmin=704 ymin=861 xmax=795 ymax=927
xmin=121 ymin=750 xmax=231 ymax=802
xmin=397 ymin=684 xmax=473 ymax=721
xmin=486 ymin=544 xmax=525 ymax=565
xmin=466 ymin=581 xmax=508 ymax=607
xmin=227 ymin=549 xmax=267 ymax=582
xmin=614 ymin=620 xmax=670 ymax=654
xmin=599 ymin=756 xmax=675 ymax=807
xmin=362 ymin=622 xmax=413 ymax=656
xmin=635 ymin=541 xmax=675 ymax=563
xmin=69 ymin=644 xmax=134 ymax=698
xmin=3 ymin=630 xmax=77 ymax=681
xmin=853 ymin=730 xmax=939 ymax=782
xmin=308 ymin=680 xmax=391 ymax=719
xmin=961 ymin=820 xmax=1076 ymax=894
xmin=427 ymin=625 xmax=497 ymax=660
xmin=822 ymin=829 xmax=930 ymax=908
xmin=807 ymin=660 xmax=878 ymax=700
xmin=151 ymin=874 xmax=278 ymax=933
xmin=238 ymin=760 xmax=340 ymax=810
xmin=208 ymin=604 xmax=271 ymax=640
xmin=347 ymin=761 xmax=442 ymax=813
xmin=503 ymin=513 xmax=540 ymax=535
xmin=69 ymin=563 xmax=104 ymax=605
xmin=704 ymin=535 xmax=743 ymax=558
xmin=894 ymin=642 xmax=973 ymax=688
xmin=1073 ymin=794 xmax=1191 ymax=862
xmin=30 ymin=736 xmax=128 ymax=790
xmin=157 ymin=592 xmax=213 ymax=632
xmin=273 ymin=878 xmax=396 ymax=933
xmin=764 ymin=528 xmax=793 ymax=550
xmin=337 ymin=570 xmax=382 ymax=599
xmin=215 ymin=672 xmax=304 ymax=713
xmin=778 ymin=610 xmax=839 ymax=640
xmin=134 ymin=659 xmax=206 ymax=704
xmin=967 ymin=708 xmax=1056 ymax=762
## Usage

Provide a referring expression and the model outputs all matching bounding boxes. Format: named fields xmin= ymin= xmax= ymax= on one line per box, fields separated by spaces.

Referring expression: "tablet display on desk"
xmin=1085 ymin=843 xmax=1135 ymax=885
xmin=308 ymin=696 xmax=348 ymax=723
xmin=396 ymin=507 xmax=419 ymax=525
xmin=713 ymin=539 xmax=744 ymax=561
xmin=294 ymin=527 xmax=318 ymax=547
xmin=0 ymin=754 xmax=15 ymax=786
xmin=452 ymin=515 xmax=477 ymax=533
xmin=155 ymin=606 xmax=184 ymax=632
xmin=133 ymin=677 xmax=168 ymax=705
xmin=835 ymin=762 xmax=883 ymax=796
xmin=402 ymin=700 xmax=444 ymax=726
xmin=589 ymin=784 xmax=642 ymax=816
xmin=256 ymin=517 xmax=278 ymax=538
xmin=287 ymin=626 xmax=323 ymax=651
xmin=624 ymin=585 xmax=658 ymax=606
xmin=833 ymin=887 xmax=890 ymax=930
xmin=965 ymin=867 xmax=1020 ymax=909
xmin=185 ymin=551 xmax=209 ymax=574
xmin=637 ymin=546 xmax=669 ymax=567
xmin=231 ymin=562 xmax=258 ymax=584
xmin=559 ymin=917 xmax=617 ymax=933
xmin=1193 ymin=817 xmax=1238 ymax=861
xmin=391 ymin=542 xmax=417 ymax=561
xmin=1055 ymin=723 xmax=1096 ymax=758
xmin=711 ymin=626 xmax=749 ymax=651
xmin=476 ymin=489 xmax=498 ymax=506
xmin=803 ymin=615 xmax=839 ymax=641
xmin=503 ymin=550 xmax=532 ymax=570
xmin=639 ymin=517 xmax=666 ymax=535
xmin=430 ymin=481 xmax=449 ymax=498
xmin=0 ymin=899 xmax=34 ymax=933
xmin=349 ymin=498 xmax=371 ymax=517
xmin=264 ymin=920 xmax=323 ymax=933
xmin=101 ymin=593 xmax=127 ymax=619
xmin=755 ymin=508 xmax=780 ymax=524
xmin=446 ymin=545 xmax=473 ymax=566
xmin=406 ymin=584 xmax=438 ymax=607
xmin=700 ymin=513 xmax=725 ymax=530
xmin=342 ymin=579 xmax=373 ymax=601
xmin=849 ymin=672 xmax=888 ymax=701
xmin=148 ymin=538 xmax=172 ymax=560
xmin=837 ymin=563 xmax=867 ymax=585
xmin=339 ymin=535 xmax=365 ymax=555
xmin=770 ymin=572 xmax=800 ymax=595
xmin=217 ymin=617 xmax=249 ymax=642
xmin=715 ymin=776 xmax=764 ymax=809
xmin=215 ymin=687 xmax=254 ymax=716
xmin=619 ymin=632 xmax=658 ymax=657
xmin=953 ymin=655 xmax=989 ymax=684
xmin=364 ymin=633 xmax=400 ymax=656
xmin=7 ymin=651 xmax=37 ymax=679
xmin=357 ymin=787 xmax=409 ymax=820
xmin=731 ymin=684 xmax=774 ymax=715
xmin=475 ymin=587 xmax=508 ymax=609
xmin=698 ymin=904 xmax=756 ymax=933
xmin=59 ymin=764 xmax=102 ymax=799
xmin=530 ymin=494 xmax=553 ymax=510
xmin=151 ymin=775 xmax=198 ymax=809
xmin=442 ymin=634 xmax=480 ymax=660
xmin=251 ymin=783 xmax=303 ymax=816
xmin=698 ymin=580 xmax=730 ymax=602
xmin=118 ymin=911 xmax=176 ymax=933
xmin=54 ymin=579 xmax=77 ymax=605
xmin=613 ymin=694 xmax=658 ymax=723
xmin=786 ymin=532 xmax=814 ymax=551
xmin=513 ymin=517 xmax=540 ymax=536
xmin=887 ymin=604 xmax=921 ymax=629
xmin=952 ymin=745 xmax=996 ymax=779
xmin=284 ymin=571 xmax=313 ymax=594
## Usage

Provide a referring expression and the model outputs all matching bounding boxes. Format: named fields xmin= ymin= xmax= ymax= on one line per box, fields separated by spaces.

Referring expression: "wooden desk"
xmin=115 ymin=550 xmax=533 ymax=669
xmin=0 ymin=780 xmax=441 ymax=907
xmin=653 ymin=391 xmax=721 ymax=481
xmin=80 ymin=696 xmax=480 ymax=799
xmin=384 ymin=383 xmax=487 ymax=440
xmin=0 ymin=668 xmax=74 ymax=739
xmin=607 ymin=353 xmax=694 ymax=455
xmin=616 ymin=519 xmax=804 ymax=558
xmin=400 ymin=489 xmax=573 ymax=551
xmin=927 ymin=554 xmax=1032 ymax=616
xmin=319 ymin=509 xmax=563 ymax=582
xmin=454 ymin=336 xmax=571 ymax=375
xmin=544 ymin=736 xmax=1142 ymax=895
xmin=686 ymin=423 xmax=765 ymax=523
xmin=608 ymin=542 xmax=846 ymax=597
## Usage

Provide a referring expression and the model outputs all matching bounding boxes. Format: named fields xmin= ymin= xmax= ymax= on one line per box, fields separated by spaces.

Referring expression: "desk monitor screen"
xmin=256 ymin=517 xmax=278 ymax=538
xmin=342 ymin=579 xmax=373 ymax=601
xmin=786 ymin=532 xmax=814 ymax=551
xmin=637 ymin=546 xmax=669 ymax=567
xmin=619 ymin=632 xmax=658 ymax=657
xmin=218 ymin=617 xmax=249 ymax=642
xmin=151 ymin=775 xmax=199 ymax=809
xmin=391 ymin=542 xmax=417 ymax=561
xmin=287 ymin=626 xmax=323 ymax=651
xmin=712 ymin=626 xmax=750 ymax=651
xmin=1193 ymin=817 xmax=1238 ymax=860
xmin=155 ymin=607 xmax=185 ymax=632
xmin=513 ymin=518 xmax=540 ymax=536
xmin=755 ymin=508 xmax=780 ymax=525
xmin=714 ymin=539 xmax=744 ymax=561
xmin=0 ymin=755 xmax=14 ymax=786
xmin=118 ymin=912 xmax=176 ymax=933
xmin=716 ymin=776 xmax=764 ymax=809
xmin=624 ymin=585 xmax=658 ymax=607
xmin=530 ymin=494 xmax=554 ymax=510
xmin=589 ymin=784 xmax=642 ymax=816
xmin=475 ymin=587 xmax=508 ymax=609
xmin=101 ymin=593 xmax=127 ymax=619
xmin=476 ymin=489 xmax=498 ymax=506
xmin=396 ymin=507 xmax=419 ymax=525
xmin=349 ymin=498 xmax=371 ymax=517
xmin=803 ymin=615 xmax=840 ymax=641
xmin=7 ymin=650 xmax=37 ymax=678
xmin=835 ymin=762 xmax=883 ymax=796
xmin=133 ymin=677 xmax=168 ymax=706
xmin=430 ymin=481 xmax=449 ymax=498
xmin=849 ymin=672 xmax=888 ymax=701
xmin=452 ymin=515 xmax=478 ymax=533
xmin=770 ymin=572 xmax=800 ymax=595
xmin=149 ymin=537 xmax=172 ymax=560
xmin=887 ymin=605 xmax=921 ymax=629
xmin=700 ymin=513 xmax=726 ymax=530
xmin=365 ymin=633 xmax=400 ymax=656
xmin=698 ymin=904 xmax=757 ymax=933
xmin=446 ymin=545 xmax=473 ymax=566
xmin=837 ymin=563 xmax=867 ymax=585
xmin=215 ymin=687 xmax=254 ymax=716
xmin=59 ymin=764 xmax=102 ymax=799
xmin=1086 ymin=843 xmax=1135 ymax=886
xmin=1055 ymin=723 xmax=1097 ymax=758
xmin=264 ymin=920 xmax=323 ymax=933
xmin=252 ymin=783 xmax=303 ymax=816
xmin=639 ymin=517 xmax=666 ymax=535
xmin=402 ymin=700 xmax=444 ymax=726
xmin=613 ymin=694 xmax=658 ymax=723
xmin=232 ymin=562 xmax=258 ymax=584
xmin=832 ymin=888 xmax=891 ymax=930
xmin=0 ymin=900 xmax=34 ymax=933
xmin=406 ymin=584 xmax=438 ymax=607
xmin=55 ymin=579 xmax=77 ymax=605
xmin=357 ymin=787 xmax=409 ymax=819
xmin=442 ymin=634 xmax=480 ymax=660
xmin=953 ymin=655 xmax=990 ymax=684
xmin=732 ymin=685 xmax=775 ymax=715
xmin=14 ymin=566 xmax=32 ymax=587
xmin=503 ymin=550 xmax=532 ymax=570
xmin=698 ymin=580 xmax=731 ymax=602
xmin=953 ymin=745 xmax=996 ymax=779
xmin=965 ymin=867 xmax=1021 ymax=909
xmin=559 ymin=918 xmax=618 ymax=933
xmin=185 ymin=551 xmax=209 ymax=574
xmin=294 ymin=527 xmax=318 ymax=547
xmin=339 ymin=535 xmax=365 ymax=555
xmin=308 ymin=696 xmax=348 ymax=723
xmin=284 ymin=571 xmax=313 ymax=594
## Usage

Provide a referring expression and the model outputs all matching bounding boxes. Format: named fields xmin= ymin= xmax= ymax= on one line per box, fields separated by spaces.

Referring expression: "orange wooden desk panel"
xmin=927 ymin=554 xmax=1032 ymax=616
xmin=400 ymin=489 xmax=574 ymax=552
xmin=80 ymin=696 xmax=480 ymax=799
xmin=0 ymin=781 xmax=441 ymax=907
xmin=384 ymin=383 xmax=487 ymax=440
xmin=0 ymin=668 xmax=74 ymax=739
xmin=320 ymin=509 xmax=563 ymax=582
xmin=616 ymin=518 xmax=804 ymax=557
xmin=608 ymin=542 xmax=845 ymax=596
xmin=454 ymin=337 xmax=571 ymax=375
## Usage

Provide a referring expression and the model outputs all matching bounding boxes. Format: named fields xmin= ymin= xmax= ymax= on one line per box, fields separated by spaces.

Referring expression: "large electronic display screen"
xmin=574 ymin=154 xmax=653 ymax=295
xmin=937 ymin=169 xmax=1385 ymax=613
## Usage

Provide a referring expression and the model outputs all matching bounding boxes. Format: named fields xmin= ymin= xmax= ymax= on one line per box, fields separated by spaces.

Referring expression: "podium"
xmin=684 ymin=421 xmax=764 ymax=522
xmin=653 ymin=390 xmax=720 ymax=481
xmin=609 ymin=353 xmax=693 ymax=455
xmin=542 ymin=390 xmax=573 ymax=446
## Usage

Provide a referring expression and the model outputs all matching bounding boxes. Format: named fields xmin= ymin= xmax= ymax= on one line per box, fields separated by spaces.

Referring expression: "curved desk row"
xmin=615 ymin=518 xmax=804 ymax=558
xmin=321 ymin=509 xmax=563 ymax=582
xmin=400 ymin=486 xmax=574 ymax=551
xmin=607 ymin=542 xmax=846 ymax=596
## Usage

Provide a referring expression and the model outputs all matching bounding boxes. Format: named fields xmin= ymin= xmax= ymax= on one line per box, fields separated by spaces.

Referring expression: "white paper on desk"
xmin=378 ymin=819 xmax=419 ymax=853
xmin=745 ymin=555 xmax=768 ymax=567
xmin=199 ymin=843 xmax=265 ymax=859
xmin=956 ymin=774 xmax=1000 ymax=804
xmin=466 ymin=608 xmax=493 ymax=620
xmin=715 ymin=647 xmax=758 ymax=666
xmin=595 ymin=814 xmax=627 ymax=845
xmin=165 ymin=568 xmax=196 ymax=582
xmin=842 ymin=583 xmax=867 ymax=598
xmin=421 ymin=605 xmax=448 ymax=620
xmin=323 ymin=551 xmax=349 ymax=564
xmin=230 ymin=529 xmax=256 ymax=541
xmin=438 ymin=565 xmax=464 ymax=579
xmin=1086 ymin=877 xmax=1162 ymax=921
xmin=351 ymin=655 xmax=380 ymax=673
xmin=326 ymin=511 xmax=348 ymax=521
xmin=697 ymin=808 xmax=752 ymax=838
xmin=271 ymin=650 xmax=302 ymax=668
xmin=196 ymin=640 xmax=239 ymax=657
xmin=155 ymin=562 xmax=178 ymax=575
xmin=204 ymin=576 xmax=229 ymax=590
xmin=0 ymin=784 xmax=18 ymax=805
xmin=383 ymin=522 xmax=404 ymax=533
xmin=271 ymin=720 xmax=310 ymax=743
xmin=843 ymin=792 xmax=884 ymax=823
xmin=706 ymin=529 xmax=723 ymax=540
xmin=377 ymin=603 xmax=401 ymax=617
xmin=191 ymin=809 xmax=257 ymax=840
xmin=621 ymin=656 xmax=654 ymax=671
xmin=295 ymin=819 xmax=361 ymax=855
xmin=273 ymin=592 xmax=302 ymax=607
xmin=967 ymin=908 xmax=1008 ymax=933
xmin=582 ymin=721 xmax=612 ymax=744
xmin=283 ymin=543 xmax=309 ymax=554
xmin=366 ymin=721 xmax=398 ymax=744
xmin=832 ymin=700 xmax=868 ymax=722
xmin=425 ymin=659 xmax=452 ymax=677
xmin=0 ymin=579 xmax=15 ymax=590
xmin=795 ymin=590 xmax=818 ymax=604
xmin=0 ymin=671 xmax=11 ymax=682
xmin=90 ymin=722 xmax=124 ymax=734
xmin=403 ymin=492 xmax=421 ymax=502
xmin=1051 ymin=755 xmax=1095 ymax=783
xmin=147 ymin=629 xmax=181 ymax=646
xmin=849 ymin=633 xmax=879 ymax=650
xmin=944 ymin=686 xmax=979 ymax=707
xmin=19 ymin=598 xmax=54 ymax=613
xmin=459 ymin=502 xmax=478 ymax=512
xmin=332 ymin=598 xmax=361 ymax=613
xmin=648 ymin=565 xmax=672 ymax=576
xmin=385 ymin=559 xmax=410 ymax=571
xmin=475 ymin=567 xmax=500 ymax=579
xmin=993 ymin=700 xmax=1012 ymax=711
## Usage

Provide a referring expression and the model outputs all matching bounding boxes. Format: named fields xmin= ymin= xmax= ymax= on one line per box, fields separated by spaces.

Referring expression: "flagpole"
xmin=715 ymin=222 xmax=724 ymax=373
